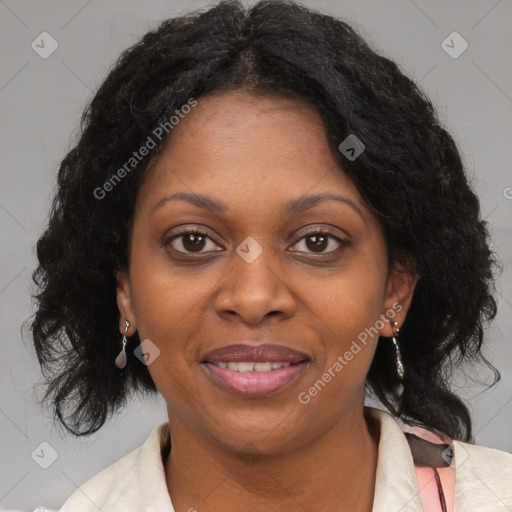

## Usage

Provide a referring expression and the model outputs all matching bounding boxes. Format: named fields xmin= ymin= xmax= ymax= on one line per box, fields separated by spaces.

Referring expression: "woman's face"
xmin=116 ymin=90 xmax=417 ymax=453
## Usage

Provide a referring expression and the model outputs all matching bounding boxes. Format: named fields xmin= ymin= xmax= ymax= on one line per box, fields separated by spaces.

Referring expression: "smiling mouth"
xmin=201 ymin=360 xmax=310 ymax=398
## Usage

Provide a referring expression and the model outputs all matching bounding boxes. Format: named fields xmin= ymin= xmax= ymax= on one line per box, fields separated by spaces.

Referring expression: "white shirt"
xmin=36 ymin=407 xmax=512 ymax=511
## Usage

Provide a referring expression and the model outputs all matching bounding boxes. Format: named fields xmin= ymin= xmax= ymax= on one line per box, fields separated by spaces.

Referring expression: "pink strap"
xmin=399 ymin=420 xmax=456 ymax=512
xmin=414 ymin=465 xmax=455 ymax=512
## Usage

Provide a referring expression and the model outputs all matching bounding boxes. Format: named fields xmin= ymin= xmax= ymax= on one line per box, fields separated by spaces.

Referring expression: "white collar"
xmin=369 ymin=407 xmax=424 ymax=511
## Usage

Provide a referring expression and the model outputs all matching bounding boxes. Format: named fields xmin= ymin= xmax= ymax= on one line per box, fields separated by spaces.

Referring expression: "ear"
xmin=379 ymin=256 xmax=419 ymax=337
xmin=115 ymin=267 xmax=137 ymax=335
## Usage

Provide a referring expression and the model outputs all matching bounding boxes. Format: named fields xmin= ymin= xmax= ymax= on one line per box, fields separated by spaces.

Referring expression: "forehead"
xmin=137 ymin=90 xmax=364 ymax=215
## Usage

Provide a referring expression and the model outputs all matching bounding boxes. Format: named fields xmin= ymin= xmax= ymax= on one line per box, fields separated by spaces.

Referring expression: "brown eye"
xmin=290 ymin=230 xmax=347 ymax=254
xmin=166 ymin=229 xmax=222 ymax=254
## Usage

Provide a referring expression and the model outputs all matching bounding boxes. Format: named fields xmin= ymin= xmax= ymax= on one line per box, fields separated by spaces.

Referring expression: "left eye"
xmin=289 ymin=231 xmax=346 ymax=254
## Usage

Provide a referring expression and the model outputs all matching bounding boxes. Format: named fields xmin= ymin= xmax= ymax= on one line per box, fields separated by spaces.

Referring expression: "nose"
xmin=213 ymin=246 xmax=296 ymax=325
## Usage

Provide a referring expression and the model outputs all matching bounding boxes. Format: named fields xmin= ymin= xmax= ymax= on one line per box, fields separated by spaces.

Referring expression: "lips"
xmin=200 ymin=343 xmax=310 ymax=364
xmin=200 ymin=343 xmax=311 ymax=397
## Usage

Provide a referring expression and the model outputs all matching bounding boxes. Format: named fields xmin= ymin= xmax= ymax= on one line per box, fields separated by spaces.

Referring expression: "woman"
xmin=31 ymin=1 xmax=512 ymax=511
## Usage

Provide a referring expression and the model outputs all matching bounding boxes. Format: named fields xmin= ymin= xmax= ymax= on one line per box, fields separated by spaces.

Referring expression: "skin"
xmin=115 ymin=90 xmax=418 ymax=512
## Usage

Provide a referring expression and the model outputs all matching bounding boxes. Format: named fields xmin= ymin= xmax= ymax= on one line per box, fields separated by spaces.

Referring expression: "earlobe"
xmin=115 ymin=268 xmax=136 ymax=334
xmin=380 ymin=260 xmax=419 ymax=337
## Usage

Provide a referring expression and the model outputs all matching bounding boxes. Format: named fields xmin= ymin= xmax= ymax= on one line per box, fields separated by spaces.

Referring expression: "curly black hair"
xmin=30 ymin=0 xmax=500 ymax=439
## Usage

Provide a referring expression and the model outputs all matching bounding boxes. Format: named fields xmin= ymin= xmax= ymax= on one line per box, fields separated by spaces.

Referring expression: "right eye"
xmin=165 ymin=228 xmax=224 ymax=254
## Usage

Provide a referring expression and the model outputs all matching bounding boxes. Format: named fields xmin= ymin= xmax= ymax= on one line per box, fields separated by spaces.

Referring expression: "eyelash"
xmin=164 ymin=227 xmax=349 ymax=257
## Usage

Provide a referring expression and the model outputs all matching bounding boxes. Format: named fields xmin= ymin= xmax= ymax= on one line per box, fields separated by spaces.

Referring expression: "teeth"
xmin=213 ymin=361 xmax=292 ymax=372
xmin=237 ymin=362 xmax=255 ymax=373
xmin=254 ymin=362 xmax=272 ymax=372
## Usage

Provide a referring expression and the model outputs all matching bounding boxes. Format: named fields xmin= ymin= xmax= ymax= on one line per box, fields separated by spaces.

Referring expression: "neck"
xmin=165 ymin=405 xmax=380 ymax=512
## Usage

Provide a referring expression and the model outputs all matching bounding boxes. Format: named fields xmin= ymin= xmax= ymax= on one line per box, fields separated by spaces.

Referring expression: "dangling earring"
xmin=115 ymin=320 xmax=130 ymax=369
xmin=390 ymin=320 xmax=404 ymax=397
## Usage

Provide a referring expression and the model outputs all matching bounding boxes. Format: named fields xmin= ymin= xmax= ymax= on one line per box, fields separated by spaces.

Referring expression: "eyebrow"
xmin=150 ymin=192 xmax=365 ymax=221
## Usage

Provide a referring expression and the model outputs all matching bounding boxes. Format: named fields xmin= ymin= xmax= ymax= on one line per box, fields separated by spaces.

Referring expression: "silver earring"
xmin=390 ymin=321 xmax=404 ymax=397
xmin=115 ymin=320 xmax=130 ymax=369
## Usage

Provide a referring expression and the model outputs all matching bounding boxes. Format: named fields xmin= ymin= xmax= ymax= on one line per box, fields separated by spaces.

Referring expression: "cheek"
xmin=307 ymin=257 xmax=386 ymax=338
xmin=128 ymin=233 xmax=213 ymax=339
xmin=302 ymin=252 xmax=386 ymax=384
xmin=128 ymin=269 xmax=203 ymax=401
xmin=127 ymin=248 xmax=226 ymax=391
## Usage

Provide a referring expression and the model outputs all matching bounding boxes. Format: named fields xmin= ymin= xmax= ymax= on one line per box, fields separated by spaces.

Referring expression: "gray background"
xmin=1 ymin=0 xmax=511 ymax=510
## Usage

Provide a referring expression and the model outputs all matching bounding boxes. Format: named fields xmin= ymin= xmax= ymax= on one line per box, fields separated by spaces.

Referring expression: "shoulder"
xmin=54 ymin=422 xmax=172 ymax=512
xmin=453 ymin=439 xmax=512 ymax=510
xmin=365 ymin=406 xmax=512 ymax=511
xmin=455 ymin=439 xmax=512 ymax=469
xmin=28 ymin=451 xmax=138 ymax=512
xmin=57 ymin=443 xmax=142 ymax=512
